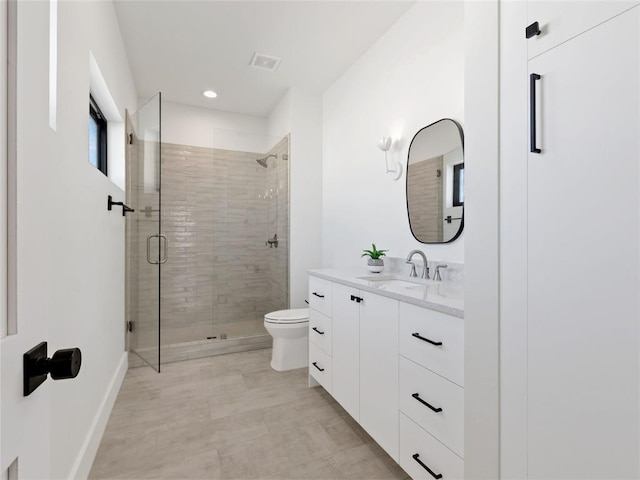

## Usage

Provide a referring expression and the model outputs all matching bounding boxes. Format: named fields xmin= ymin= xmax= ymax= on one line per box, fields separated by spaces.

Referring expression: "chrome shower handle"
xmin=146 ymin=234 xmax=158 ymax=265
xmin=146 ymin=234 xmax=168 ymax=265
xmin=159 ymin=234 xmax=168 ymax=264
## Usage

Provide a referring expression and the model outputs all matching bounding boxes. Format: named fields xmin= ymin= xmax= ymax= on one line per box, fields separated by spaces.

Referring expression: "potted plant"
xmin=362 ymin=243 xmax=388 ymax=273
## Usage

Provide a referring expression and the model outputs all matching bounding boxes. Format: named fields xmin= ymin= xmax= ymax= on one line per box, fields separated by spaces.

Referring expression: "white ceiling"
xmin=113 ymin=1 xmax=415 ymax=117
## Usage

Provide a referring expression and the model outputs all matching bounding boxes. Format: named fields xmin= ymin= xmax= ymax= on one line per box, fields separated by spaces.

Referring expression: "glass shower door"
xmin=127 ymin=93 xmax=163 ymax=371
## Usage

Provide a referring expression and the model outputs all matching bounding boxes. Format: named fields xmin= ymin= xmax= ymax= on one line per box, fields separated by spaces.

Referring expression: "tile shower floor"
xmin=89 ymin=348 xmax=409 ymax=480
xmin=161 ymin=319 xmax=267 ymax=346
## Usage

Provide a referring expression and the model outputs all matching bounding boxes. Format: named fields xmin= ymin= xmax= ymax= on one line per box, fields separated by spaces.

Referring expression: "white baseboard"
xmin=68 ymin=352 xmax=128 ymax=480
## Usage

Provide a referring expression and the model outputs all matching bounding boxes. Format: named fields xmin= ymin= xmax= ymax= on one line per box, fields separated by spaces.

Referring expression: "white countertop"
xmin=308 ymin=268 xmax=464 ymax=318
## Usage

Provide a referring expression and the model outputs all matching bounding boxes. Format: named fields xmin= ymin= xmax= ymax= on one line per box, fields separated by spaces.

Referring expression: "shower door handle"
xmin=159 ymin=234 xmax=168 ymax=264
xmin=146 ymin=234 xmax=166 ymax=265
xmin=146 ymin=234 xmax=158 ymax=265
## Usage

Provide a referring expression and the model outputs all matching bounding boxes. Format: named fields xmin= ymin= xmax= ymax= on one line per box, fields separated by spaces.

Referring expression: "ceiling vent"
xmin=249 ymin=52 xmax=281 ymax=72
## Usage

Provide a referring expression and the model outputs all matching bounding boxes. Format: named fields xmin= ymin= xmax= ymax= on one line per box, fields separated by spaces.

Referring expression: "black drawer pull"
xmin=312 ymin=292 xmax=325 ymax=298
xmin=412 ymin=454 xmax=442 ymax=479
xmin=312 ymin=362 xmax=324 ymax=372
xmin=412 ymin=332 xmax=443 ymax=346
xmin=412 ymin=393 xmax=443 ymax=413
xmin=350 ymin=295 xmax=363 ymax=303
xmin=312 ymin=327 xmax=325 ymax=335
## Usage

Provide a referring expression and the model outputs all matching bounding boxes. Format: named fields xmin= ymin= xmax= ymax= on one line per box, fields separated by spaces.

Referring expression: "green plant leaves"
xmin=361 ymin=243 xmax=388 ymax=259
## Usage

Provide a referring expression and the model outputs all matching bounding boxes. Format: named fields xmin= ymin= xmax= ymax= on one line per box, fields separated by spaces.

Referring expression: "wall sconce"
xmin=378 ymin=136 xmax=403 ymax=181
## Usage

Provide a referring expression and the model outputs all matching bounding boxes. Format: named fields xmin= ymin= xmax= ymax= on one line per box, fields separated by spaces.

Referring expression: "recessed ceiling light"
xmin=202 ymin=90 xmax=217 ymax=98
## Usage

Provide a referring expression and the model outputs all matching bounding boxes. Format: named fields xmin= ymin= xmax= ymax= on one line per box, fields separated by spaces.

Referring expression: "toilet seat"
xmin=264 ymin=308 xmax=309 ymax=324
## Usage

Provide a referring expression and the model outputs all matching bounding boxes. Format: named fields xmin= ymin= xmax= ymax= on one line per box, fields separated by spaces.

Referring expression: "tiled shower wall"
xmin=407 ymin=155 xmax=443 ymax=242
xmin=127 ymin=137 xmax=290 ymax=351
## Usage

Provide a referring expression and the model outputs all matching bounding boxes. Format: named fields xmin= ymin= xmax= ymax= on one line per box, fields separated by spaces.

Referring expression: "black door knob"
xmin=48 ymin=348 xmax=82 ymax=380
xmin=24 ymin=342 xmax=82 ymax=396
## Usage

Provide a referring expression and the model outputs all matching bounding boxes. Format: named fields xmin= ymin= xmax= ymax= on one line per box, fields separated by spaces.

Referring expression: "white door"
xmin=527 ymin=8 xmax=639 ymax=478
xmin=2 ymin=1 xmax=53 ymax=477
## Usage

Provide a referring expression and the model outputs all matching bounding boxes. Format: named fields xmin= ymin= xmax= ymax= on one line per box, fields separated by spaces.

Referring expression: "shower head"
xmin=256 ymin=153 xmax=278 ymax=168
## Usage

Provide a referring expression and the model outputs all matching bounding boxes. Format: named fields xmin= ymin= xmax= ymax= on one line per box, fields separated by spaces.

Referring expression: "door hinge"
xmin=127 ymin=321 xmax=134 ymax=332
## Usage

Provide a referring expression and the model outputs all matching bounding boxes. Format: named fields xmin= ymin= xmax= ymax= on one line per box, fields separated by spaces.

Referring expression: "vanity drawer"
xmin=308 ymin=276 xmax=332 ymax=317
xmin=399 ymin=356 xmax=464 ymax=457
xmin=309 ymin=342 xmax=332 ymax=393
xmin=399 ymin=302 xmax=464 ymax=386
xmin=400 ymin=413 xmax=464 ymax=480
xmin=309 ymin=309 xmax=332 ymax=355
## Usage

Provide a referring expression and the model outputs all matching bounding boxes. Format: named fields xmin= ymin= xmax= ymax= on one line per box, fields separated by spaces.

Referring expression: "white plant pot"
xmin=367 ymin=258 xmax=384 ymax=273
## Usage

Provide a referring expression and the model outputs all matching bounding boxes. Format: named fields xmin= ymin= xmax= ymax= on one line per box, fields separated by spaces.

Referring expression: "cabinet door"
xmin=332 ymin=283 xmax=360 ymax=420
xmin=527 ymin=10 xmax=639 ymax=478
xmin=527 ymin=1 xmax=638 ymax=59
xmin=360 ymin=292 xmax=399 ymax=461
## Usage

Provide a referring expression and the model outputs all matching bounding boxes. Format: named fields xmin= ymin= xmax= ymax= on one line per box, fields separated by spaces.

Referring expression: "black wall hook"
xmin=108 ymin=195 xmax=135 ymax=216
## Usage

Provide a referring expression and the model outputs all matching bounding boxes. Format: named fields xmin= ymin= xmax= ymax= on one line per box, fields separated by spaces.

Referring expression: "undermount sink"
xmin=356 ymin=274 xmax=432 ymax=289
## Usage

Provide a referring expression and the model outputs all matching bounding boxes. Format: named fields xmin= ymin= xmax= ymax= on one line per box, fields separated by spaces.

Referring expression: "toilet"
xmin=264 ymin=308 xmax=309 ymax=371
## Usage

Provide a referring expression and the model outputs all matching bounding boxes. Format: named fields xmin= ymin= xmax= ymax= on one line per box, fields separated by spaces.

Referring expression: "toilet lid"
xmin=264 ymin=308 xmax=309 ymax=324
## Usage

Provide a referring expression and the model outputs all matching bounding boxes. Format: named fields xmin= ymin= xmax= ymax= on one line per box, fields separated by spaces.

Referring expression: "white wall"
xmin=463 ymin=0 xmax=500 ymax=477
xmin=158 ymin=100 xmax=270 ymax=152
xmin=268 ymin=89 xmax=324 ymax=308
xmin=322 ymin=1 xmax=464 ymax=268
xmin=13 ymin=1 xmax=137 ymax=478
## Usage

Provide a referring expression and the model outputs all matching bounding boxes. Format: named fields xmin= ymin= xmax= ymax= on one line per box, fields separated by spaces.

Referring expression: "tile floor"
xmin=90 ymin=348 xmax=410 ymax=480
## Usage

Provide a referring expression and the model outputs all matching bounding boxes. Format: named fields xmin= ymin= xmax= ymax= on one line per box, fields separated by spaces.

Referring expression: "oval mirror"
xmin=406 ymin=119 xmax=464 ymax=243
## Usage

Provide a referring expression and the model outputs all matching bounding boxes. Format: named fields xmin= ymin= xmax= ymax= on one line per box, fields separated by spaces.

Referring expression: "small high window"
xmin=453 ymin=163 xmax=464 ymax=207
xmin=89 ymin=94 xmax=107 ymax=175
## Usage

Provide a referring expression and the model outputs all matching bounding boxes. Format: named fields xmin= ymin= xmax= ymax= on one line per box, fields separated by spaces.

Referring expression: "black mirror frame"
xmin=406 ymin=118 xmax=465 ymax=244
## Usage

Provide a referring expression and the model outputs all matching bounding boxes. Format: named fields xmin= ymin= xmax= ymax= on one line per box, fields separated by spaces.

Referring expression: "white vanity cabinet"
xmin=328 ymin=283 xmax=399 ymax=460
xmin=398 ymin=303 xmax=464 ymax=480
xmin=358 ymin=291 xmax=399 ymax=461
xmin=307 ymin=271 xmax=465 ymax=479
xmin=331 ymin=283 xmax=361 ymax=420
xmin=308 ymin=277 xmax=333 ymax=392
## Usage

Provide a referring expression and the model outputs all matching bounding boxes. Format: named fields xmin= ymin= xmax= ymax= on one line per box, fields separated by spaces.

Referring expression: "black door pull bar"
xmin=312 ymin=362 xmax=325 ymax=372
xmin=312 ymin=327 xmax=325 ymax=335
xmin=412 ymin=393 xmax=443 ymax=413
xmin=312 ymin=292 xmax=325 ymax=298
xmin=412 ymin=454 xmax=442 ymax=479
xmin=412 ymin=332 xmax=443 ymax=346
xmin=530 ymin=73 xmax=542 ymax=153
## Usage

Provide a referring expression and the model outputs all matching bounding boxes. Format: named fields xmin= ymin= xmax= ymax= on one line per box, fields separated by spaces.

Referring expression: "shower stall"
xmin=125 ymin=93 xmax=290 ymax=370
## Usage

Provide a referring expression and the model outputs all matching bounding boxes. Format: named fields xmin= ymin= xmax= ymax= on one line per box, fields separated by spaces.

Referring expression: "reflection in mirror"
xmin=406 ymin=119 xmax=464 ymax=243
